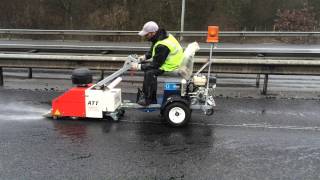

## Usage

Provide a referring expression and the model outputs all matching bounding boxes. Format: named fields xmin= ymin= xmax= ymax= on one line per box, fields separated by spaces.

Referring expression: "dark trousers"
xmin=142 ymin=69 xmax=164 ymax=103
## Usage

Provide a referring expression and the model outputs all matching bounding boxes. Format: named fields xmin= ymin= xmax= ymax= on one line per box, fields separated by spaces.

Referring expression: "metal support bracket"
xmin=28 ymin=68 xmax=33 ymax=79
xmin=262 ymin=74 xmax=269 ymax=95
xmin=0 ymin=67 xmax=3 ymax=86
xmin=256 ymin=74 xmax=260 ymax=88
xmin=100 ymin=70 xmax=104 ymax=81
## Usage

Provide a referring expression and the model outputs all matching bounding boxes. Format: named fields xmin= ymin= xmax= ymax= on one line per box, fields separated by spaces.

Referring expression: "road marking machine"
xmin=45 ymin=26 xmax=219 ymax=127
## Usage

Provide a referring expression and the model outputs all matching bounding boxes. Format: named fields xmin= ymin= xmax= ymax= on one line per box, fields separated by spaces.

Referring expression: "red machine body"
xmin=52 ymin=85 xmax=92 ymax=118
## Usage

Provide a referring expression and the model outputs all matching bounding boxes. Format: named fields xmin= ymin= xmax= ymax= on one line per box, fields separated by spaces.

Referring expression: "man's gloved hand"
xmin=138 ymin=55 xmax=146 ymax=63
xmin=131 ymin=62 xmax=141 ymax=71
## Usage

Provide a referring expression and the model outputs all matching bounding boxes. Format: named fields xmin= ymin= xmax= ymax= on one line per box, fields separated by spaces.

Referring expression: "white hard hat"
xmin=138 ymin=21 xmax=159 ymax=36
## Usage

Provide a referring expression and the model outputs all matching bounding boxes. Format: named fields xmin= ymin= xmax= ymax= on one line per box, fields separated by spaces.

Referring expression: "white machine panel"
xmin=85 ymin=88 xmax=121 ymax=118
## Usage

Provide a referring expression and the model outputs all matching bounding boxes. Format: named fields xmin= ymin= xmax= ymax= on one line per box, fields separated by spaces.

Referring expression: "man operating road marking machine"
xmin=46 ymin=26 xmax=219 ymax=127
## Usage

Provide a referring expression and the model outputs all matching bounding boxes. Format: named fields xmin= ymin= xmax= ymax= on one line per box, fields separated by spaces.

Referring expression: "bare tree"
xmin=274 ymin=2 xmax=318 ymax=31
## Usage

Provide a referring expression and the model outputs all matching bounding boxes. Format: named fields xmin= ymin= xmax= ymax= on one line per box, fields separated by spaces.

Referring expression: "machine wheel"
xmin=163 ymin=102 xmax=191 ymax=127
xmin=204 ymin=109 xmax=214 ymax=116
xmin=118 ymin=109 xmax=125 ymax=117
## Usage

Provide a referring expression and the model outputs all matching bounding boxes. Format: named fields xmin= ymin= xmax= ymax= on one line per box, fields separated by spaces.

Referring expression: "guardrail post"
xmin=0 ymin=67 xmax=3 ymax=86
xmin=28 ymin=68 xmax=32 ymax=78
xmin=262 ymin=74 xmax=269 ymax=95
xmin=256 ymin=74 xmax=260 ymax=88
xmin=100 ymin=70 xmax=104 ymax=80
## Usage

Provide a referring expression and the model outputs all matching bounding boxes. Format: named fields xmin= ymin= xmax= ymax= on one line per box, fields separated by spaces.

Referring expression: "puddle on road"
xmin=0 ymin=102 xmax=49 ymax=121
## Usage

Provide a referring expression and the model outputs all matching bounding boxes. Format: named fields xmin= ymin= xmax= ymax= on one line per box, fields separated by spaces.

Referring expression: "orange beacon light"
xmin=207 ymin=26 xmax=219 ymax=43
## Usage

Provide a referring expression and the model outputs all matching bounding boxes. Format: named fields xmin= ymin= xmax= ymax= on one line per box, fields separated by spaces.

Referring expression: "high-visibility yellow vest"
xmin=152 ymin=34 xmax=183 ymax=71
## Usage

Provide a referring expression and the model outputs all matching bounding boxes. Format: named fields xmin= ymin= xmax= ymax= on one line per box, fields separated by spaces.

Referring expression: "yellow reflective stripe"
xmin=153 ymin=34 xmax=177 ymax=56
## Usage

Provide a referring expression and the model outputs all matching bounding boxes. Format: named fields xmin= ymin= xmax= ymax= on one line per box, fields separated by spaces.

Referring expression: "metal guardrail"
xmin=0 ymin=40 xmax=320 ymax=58
xmin=0 ymin=29 xmax=319 ymax=94
xmin=1 ymin=53 xmax=320 ymax=94
xmin=1 ymin=29 xmax=320 ymax=37
xmin=1 ymin=53 xmax=320 ymax=72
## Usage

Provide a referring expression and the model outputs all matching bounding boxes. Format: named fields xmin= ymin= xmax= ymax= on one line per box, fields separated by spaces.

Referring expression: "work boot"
xmin=136 ymin=88 xmax=144 ymax=103
xmin=137 ymin=98 xmax=151 ymax=106
xmin=136 ymin=88 xmax=150 ymax=106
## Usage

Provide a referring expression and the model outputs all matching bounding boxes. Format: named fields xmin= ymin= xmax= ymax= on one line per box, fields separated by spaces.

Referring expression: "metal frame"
xmin=92 ymin=55 xmax=137 ymax=88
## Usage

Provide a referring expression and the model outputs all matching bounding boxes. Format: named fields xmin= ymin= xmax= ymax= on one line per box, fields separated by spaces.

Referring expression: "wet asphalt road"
xmin=1 ymin=89 xmax=320 ymax=179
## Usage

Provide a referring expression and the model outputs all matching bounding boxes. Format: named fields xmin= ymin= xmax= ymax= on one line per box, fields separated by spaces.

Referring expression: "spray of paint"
xmin=0 ymin=102 xmax=49 ymax=121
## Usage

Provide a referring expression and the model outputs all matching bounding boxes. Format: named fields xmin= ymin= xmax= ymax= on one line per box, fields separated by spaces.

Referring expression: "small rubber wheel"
xmin=163 ymin=102 xmax=191 ymax=127
xmin=118 ymin=109 xmax=125 ymax=117
xmin=205 ymin=109 xmax=214 ymax=116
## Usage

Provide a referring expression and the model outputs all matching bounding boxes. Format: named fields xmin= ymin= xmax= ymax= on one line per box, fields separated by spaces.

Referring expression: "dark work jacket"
xmin=141 ymin=29 xmax=170 ymax=71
